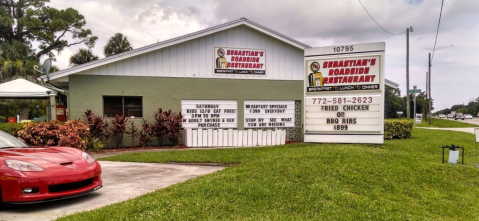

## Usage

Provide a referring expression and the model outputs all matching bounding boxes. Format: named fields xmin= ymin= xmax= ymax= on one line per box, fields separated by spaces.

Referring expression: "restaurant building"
xmin=39 ymin=18 xmax=398 ymax=144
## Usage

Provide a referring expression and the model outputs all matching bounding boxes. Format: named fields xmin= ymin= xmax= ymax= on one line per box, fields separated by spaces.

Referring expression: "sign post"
xmin=304 ymin=42 xmax=385 ymax=144
xmin=397 ymin=111 xmax=403 ymax=120
xmin=409 ymin=86 xmax=421 ymax=126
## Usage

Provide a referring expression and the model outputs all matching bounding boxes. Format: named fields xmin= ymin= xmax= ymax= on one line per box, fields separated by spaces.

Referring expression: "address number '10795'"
xmin=333 ymin=46 xmax=353 ymax=52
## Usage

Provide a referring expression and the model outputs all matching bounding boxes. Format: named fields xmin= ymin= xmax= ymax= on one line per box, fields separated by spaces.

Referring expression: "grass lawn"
xmin=58 ymin=129 xmax=479 ymax=220
xmin=416 ymin=117 xmax=478 ymax=128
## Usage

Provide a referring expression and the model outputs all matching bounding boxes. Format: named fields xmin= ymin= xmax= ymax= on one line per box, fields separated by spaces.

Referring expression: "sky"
xmin=46 ymin=0 xmax=479 ymax=112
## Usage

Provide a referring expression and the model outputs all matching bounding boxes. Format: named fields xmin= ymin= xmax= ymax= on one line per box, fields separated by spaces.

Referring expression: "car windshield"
xmin=0 ymin=130 xmax=28 ymax=149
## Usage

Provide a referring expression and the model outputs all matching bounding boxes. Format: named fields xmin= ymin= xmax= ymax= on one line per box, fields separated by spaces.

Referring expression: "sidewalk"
xmin=418 ymin=127 xmax=476 ymax=134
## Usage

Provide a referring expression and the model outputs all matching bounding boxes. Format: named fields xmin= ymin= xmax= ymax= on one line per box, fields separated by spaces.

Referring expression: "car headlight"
xmin=5 ymin=160 xmax=45 ymax=172
xmin=82 ymin=152 xmax=96 ymax=164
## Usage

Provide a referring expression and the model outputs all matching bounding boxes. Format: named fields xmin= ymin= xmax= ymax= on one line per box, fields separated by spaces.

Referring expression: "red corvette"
xmin=0 ymin=130 xmax=102 ymax=205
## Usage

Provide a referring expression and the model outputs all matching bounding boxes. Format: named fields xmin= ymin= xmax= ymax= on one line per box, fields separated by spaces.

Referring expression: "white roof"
xmin=37 ymin=17 xmax=399 ymax=90
xmin=0 ymin=78 xmax=57 ymax=98
xmin=385 ymin=79 xmax=399 ymax=89
xmin=38 ymin=18 xmax=311 ymax=83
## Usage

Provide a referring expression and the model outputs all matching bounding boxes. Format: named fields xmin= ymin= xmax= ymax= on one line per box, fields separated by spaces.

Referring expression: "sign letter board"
xmin=304 ymin=42 xmax=385 ymax=144
xmin=244 ymin=100 xmax=295 ymax=128
xmin=182 ymin=100 xmax=237 ymax=129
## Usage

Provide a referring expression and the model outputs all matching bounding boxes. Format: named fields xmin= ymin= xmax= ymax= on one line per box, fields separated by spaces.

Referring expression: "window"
xmin=103 ymin=96 xmax=142 ymax=118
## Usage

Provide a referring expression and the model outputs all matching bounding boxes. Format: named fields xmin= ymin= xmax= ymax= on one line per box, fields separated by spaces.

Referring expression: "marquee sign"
xmin=244 ymin=100 xmax=295 ymax=128
xmin=304 ymin=42 xmax=385 ymax=144
xmin=214 ymin=47 xmax=266 ymax=75
xmin=181 ymin=100 xmax=237 ymax=129
xmin=304 ymin=95 xmax=381 ymax=132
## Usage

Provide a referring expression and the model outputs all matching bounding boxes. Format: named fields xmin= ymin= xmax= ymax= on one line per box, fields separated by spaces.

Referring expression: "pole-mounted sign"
xmin=304 ymin=42 xmax=385 ymax=144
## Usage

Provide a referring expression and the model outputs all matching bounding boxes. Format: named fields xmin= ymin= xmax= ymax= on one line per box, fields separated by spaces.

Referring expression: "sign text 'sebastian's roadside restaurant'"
xmin=39 ymin=18 xmax=397 ymax=147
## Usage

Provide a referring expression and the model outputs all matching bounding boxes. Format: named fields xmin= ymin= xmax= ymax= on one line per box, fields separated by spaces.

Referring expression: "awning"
xmin=0 ymin=78 xmax=57 ymax=98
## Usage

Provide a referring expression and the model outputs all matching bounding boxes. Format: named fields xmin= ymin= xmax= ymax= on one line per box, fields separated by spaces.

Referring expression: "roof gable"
xmin=39 ymin=18 xmax=310 ymax=83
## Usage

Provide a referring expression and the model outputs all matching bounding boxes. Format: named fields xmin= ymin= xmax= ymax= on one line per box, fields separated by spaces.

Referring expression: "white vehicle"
xmin=439 ymin=114 xmax=446 ymax=119
xmin=464 ymin=114 xmax=473 ymax=119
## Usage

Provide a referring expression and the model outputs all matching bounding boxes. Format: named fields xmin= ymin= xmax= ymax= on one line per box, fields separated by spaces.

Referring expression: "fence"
xmin=184 ymin=129 xmax=286 ymax=148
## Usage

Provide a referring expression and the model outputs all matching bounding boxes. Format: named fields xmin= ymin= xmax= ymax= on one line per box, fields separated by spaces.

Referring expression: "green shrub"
xmin=0 ymin=123 xmax=26 ymax=135
xmin=0 ymin=116 xmax=6 ymax=123
xmin=384 ymin=120 xmax=413 ymax=139
xmin=86 ymin=137 xmax=104 ymax=152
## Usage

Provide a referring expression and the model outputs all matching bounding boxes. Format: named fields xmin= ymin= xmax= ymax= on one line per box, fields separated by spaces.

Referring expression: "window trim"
xmin=103 ymin=96 xmax=143 ymax=119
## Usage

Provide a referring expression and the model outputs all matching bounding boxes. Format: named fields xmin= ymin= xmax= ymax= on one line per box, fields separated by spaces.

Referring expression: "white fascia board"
xmin=242 ymin=19 xmax=310 ymax=50
xmin=385 ymin=79 xmax=399 ymax=89
xmin=245 ymin=24 xmax=310 ymax=50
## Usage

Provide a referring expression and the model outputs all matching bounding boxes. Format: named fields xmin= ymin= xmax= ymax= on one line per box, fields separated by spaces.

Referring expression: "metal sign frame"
xmin=304 ymin=42 xmax=385 ymax=144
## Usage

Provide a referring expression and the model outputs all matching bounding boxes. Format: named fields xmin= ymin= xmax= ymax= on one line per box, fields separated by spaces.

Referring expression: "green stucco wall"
xmin=69 ymin=75 xmax=303 ymax=131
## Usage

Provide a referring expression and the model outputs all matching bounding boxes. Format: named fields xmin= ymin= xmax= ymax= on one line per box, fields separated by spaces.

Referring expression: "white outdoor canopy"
xmin=0 ymin=78 xmax=58 ymax=98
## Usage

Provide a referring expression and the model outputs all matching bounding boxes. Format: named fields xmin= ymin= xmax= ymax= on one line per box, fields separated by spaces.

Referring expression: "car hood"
xmin=0 ymin=147 xmax=81 ymax=165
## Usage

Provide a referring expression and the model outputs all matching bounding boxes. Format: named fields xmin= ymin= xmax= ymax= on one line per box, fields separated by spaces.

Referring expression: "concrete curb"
xmin=92 ymin=146 xmax=243 ymax=159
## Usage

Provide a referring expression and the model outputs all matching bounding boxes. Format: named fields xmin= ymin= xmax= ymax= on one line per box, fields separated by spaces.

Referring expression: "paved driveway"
xmin=0 ymin=161 xmax=224 ymax=221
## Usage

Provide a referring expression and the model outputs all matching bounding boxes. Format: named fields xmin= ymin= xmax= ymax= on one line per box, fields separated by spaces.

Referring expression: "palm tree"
xmin=49 ymin=65 xmax=59 ymax=73
xmin=103 ymin=33 xmax=133 ymax=57
xmin=0 ymin=59 xmax=39 ymax=83
xmin=69 ymin=49 xmax=99 ymax=66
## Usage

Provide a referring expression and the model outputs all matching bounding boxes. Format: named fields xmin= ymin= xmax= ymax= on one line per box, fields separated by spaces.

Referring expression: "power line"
xmin=357 ymin=0 xmax=406 ymax=35
xmin=431 ymin=0 xmax=445 ymax=64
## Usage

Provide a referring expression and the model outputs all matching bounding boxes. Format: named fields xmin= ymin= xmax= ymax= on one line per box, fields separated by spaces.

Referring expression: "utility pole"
xmin=406 ymin=27 xmax=413 ymax=120
xmin=425 ymin=71 xmax=428 ymax=121
xmin=428 ymin=53 xmax=432 ymax=124
xmin=413 ymin=87 xmax=417 ymax=127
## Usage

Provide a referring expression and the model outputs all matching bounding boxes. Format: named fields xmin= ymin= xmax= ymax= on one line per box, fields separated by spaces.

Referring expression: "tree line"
xmin=0 ymin=0 xmax=133 ymax=120
xmin=434 ymin=99 xmax=479 ymax=116
xmin=384 ymin=86 xmax=433 ymax=119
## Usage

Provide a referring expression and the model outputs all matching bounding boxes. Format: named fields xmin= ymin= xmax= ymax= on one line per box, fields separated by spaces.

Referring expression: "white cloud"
xmin=48 ymin=0 xmax=208 ymax=69
xmin=46 ymin=0 xmax=479 ymax=111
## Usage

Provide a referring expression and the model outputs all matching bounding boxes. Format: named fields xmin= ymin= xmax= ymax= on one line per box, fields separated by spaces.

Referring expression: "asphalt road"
xmin=0 ymin=161 xmax=224 ymax=221
xmin=461 ymin=117 xmax=479 ymax=125
xmin=418 ymin=117 xmax=479 ymax=134
xmin=438 ymin=116 xmax=479 ymax=126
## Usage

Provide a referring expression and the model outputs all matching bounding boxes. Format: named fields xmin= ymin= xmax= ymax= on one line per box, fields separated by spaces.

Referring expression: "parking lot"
xmin=0 ymin=161 xmax=224 ymax=221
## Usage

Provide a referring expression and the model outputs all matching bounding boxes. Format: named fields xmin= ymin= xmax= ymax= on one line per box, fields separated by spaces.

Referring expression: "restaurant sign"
xmin=214 ymin=47 xmax=266 ymax=75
